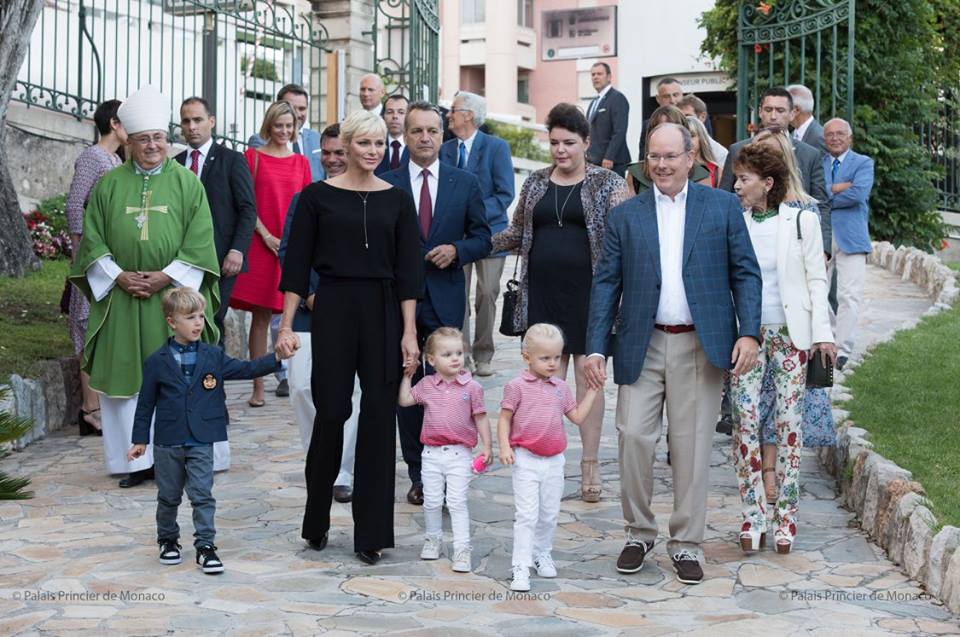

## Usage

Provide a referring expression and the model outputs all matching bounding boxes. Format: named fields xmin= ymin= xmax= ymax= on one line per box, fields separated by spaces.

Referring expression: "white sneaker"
xmin=420 ymin=535 xmax=442 ymax=560
xmin=451 ymin=547 xmax=472 ymax=573
xmin=533 ymin=553 xmax=557 ymax=578
xmin=510 ymin=565 xmax=531 ymax=591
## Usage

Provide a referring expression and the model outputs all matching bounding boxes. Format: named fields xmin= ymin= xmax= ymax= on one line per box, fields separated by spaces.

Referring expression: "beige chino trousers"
xmin=616 ymin=329 xmax=723 ymax=554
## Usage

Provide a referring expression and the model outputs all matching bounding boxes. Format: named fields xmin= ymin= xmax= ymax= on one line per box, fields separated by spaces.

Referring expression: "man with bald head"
xmin=359 ymin=73 xmax=386 ymax=115
xmin=585 ymin=123 xmax=761 ymax=585
xmin=822 ymin=117 xmax=874 ymax=370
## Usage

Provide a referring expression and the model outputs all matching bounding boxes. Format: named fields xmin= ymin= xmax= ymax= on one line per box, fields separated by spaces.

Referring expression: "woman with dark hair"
xmin=492 ymin=102 xmax=629 ymax=502
xmin=627 ymin=105 xmax=710 ymax=194
xmin=66 ymin=98 xmax=127 ymax=435
xmin=730 ymin=144 xmax=835 ymax=555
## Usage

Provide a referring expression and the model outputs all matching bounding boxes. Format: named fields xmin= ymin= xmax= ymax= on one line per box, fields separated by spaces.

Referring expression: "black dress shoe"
xmin=406 ymin=482 xmax=423 ymax=505
xmin=837 ymin=356 xmax=848 ymax=371
xmin=715 ymin=415 xmax=734 ymax=435
xmin=333 ymin=485 xmax=353 ymax=503
xmin=275 ymin=379 xmax=289 ymax=397
xmin=356 ymin=549 xmax=381 ymax=565
xmin=118 ymin=467 xmax=154 ymax=488
xmin=307 ymin=532 xmax=328 ymax=551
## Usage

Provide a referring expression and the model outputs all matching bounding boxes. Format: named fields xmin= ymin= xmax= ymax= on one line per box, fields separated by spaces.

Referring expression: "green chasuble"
xmin=69 ymin=158 xmax=221 ymax=397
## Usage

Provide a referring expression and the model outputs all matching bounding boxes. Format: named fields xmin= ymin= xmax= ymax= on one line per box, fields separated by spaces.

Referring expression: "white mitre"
xmin=117 ymin=85 xmax=170 ymax=135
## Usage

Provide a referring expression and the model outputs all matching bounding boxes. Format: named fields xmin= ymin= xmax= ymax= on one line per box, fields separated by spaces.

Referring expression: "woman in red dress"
xmin=231 ymin=101 xmax=312 ymax=406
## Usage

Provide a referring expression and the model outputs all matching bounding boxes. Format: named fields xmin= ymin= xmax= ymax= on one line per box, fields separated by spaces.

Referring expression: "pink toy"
xmin=472 ymin=455 xmax=488 ymax=474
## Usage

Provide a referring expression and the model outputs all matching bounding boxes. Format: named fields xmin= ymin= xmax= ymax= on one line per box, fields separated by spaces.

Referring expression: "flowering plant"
xmin=23 ymin=194 xmax=71 ymax=260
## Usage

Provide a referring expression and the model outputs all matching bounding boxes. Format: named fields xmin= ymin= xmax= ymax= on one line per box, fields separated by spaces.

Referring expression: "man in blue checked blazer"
xmin=585 ymin=123 xmax=762 ymax=585
xmin=822 ymin=117 xmax=875 ymax=370
xmin=383 ymin=101 xmax=492 ymax=504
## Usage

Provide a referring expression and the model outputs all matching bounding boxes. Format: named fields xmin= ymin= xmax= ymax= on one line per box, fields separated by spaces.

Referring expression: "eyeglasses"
xmin=448 ymin=108 xmax=472 ymax=114
xmin=646 ymin=153 xmax=686 ymax=164
xmin=130 ymin=133 xmax=167 ymax=145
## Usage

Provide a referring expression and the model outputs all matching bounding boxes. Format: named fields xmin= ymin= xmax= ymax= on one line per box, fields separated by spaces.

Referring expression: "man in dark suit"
xmin=382 ymin=101 xmax=492 ymax=505
xmin=638 ymin=77 xmax=684 ymax=161
xmin=787 ymin=84 xmax=827 ymax=154
xmin=719 ymin=87 xmax=831 ymax=252
xmin=585 ymin=62 xmax=631 ymax=175
xmin=177 ymin=97 xmax=257 ymax=341
xmin=585 ymin=123 xmax=761 ymax=585
xmin=440 ymin=91 xmax=515 ymax=377
xmin=376 ymin=94 xmax=410 ymax=175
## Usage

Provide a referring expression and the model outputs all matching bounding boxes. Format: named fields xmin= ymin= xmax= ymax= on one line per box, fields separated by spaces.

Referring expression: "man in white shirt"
xmin=585 ymin=123 xmax=761 ymax=585
xmin=787 ymin=84 xmax=827 ymax=154
xmin=376 ymin=94 xmax=409 ymax=175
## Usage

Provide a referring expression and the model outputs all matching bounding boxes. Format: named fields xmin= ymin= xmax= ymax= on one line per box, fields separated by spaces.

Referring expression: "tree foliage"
xmin=700 ymin=0 xmax=959 ymax=252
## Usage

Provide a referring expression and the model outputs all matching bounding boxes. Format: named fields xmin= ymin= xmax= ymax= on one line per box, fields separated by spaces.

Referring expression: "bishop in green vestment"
xmin=68 ymin=85 xmax=225 ymax=485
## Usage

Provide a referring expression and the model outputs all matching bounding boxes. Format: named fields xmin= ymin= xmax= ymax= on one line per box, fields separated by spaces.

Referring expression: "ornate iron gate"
xmin=15 ymin=0 xmax=327 ymax=148
xmin=370 ymin=0 xmax=439 ymax=103
xmin=736 ymin=0 xmax=855 ymax=139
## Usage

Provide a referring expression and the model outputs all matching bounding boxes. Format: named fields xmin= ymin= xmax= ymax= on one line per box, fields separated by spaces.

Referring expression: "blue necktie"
xmin=457 ymin=142 xmax=466 ymax=169
xmin=832 ymin=158 xmax=840 ymax=182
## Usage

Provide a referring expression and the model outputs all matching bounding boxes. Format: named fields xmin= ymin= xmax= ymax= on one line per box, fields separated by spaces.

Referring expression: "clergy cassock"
xmin=69 ymin=158 xmax=228 ymax=473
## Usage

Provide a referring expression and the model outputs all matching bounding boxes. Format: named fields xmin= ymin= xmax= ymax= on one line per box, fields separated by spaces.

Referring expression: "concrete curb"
xmin=817 ymin=241 xmax=960 ymax=612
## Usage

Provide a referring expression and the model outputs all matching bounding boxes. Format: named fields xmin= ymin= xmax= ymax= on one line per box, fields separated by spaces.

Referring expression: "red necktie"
xmin=419 ymin=168 xmax=432 ymax=240
xmin=391 ymin=140 xmax=401 ymax=170
xmin=190 ymin=149 xmax=200 ymax=175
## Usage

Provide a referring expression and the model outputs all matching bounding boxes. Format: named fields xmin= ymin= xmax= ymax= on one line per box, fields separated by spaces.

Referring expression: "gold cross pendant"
xmin=125 ymin=190 xmax=168 ymax=241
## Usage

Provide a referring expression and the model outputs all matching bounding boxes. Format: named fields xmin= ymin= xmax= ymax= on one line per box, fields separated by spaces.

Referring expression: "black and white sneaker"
xmin=196 ymin=544 xmax=224 ymax=574
xmin=671 ymin=549 xmax=703 ymax=584
xmin=158 ymin=540 xmax=182 ymax=565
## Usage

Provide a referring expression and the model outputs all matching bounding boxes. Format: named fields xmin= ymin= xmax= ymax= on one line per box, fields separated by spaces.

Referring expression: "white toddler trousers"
xmin=422 ymin=444 xmax=474 ymax=550
xmin=288 ymin=331 xmax=359 ymax=487
xmin=511 ymin=447 xmax=565 ymax=567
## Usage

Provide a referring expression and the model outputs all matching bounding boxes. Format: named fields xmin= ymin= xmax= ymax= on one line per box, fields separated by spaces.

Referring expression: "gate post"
xmin=202 ymin=11 xmax=218 ymax=114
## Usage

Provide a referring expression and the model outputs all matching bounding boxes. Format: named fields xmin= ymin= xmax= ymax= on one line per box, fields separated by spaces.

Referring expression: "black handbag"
xmin=499 ymin=253 xmax=522 ymax=337
xmin=59 ymin=278 xmax=72 ymax=315
xmin=794 ymin=209 xmax=834 ymax=388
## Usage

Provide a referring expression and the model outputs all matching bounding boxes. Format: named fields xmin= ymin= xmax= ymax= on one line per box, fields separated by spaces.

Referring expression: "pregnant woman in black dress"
xmin=277 ymin=109 xmax=421 ymax=564
xmin=492 ymin=103 xmax=630 ymax=502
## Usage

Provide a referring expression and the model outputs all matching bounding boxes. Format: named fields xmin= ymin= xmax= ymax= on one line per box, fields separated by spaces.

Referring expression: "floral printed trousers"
xmin=730 ymin=324 xmax=806 ymax=538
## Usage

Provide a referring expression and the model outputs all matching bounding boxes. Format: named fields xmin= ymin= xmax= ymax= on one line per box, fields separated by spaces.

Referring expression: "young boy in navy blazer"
xmin=129 ymin=287 xmax=290 ymax=574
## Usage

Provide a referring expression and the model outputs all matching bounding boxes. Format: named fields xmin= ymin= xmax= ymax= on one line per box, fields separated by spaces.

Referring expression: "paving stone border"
xmin=0 ymin=357 xmax=81 ymax=450
xmin=817 ymin=241 xmax=960 ymax=613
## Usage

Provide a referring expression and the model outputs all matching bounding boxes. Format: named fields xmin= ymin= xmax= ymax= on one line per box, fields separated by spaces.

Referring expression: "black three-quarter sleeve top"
xmin=279 ymin=181 xmax=423 ymax=301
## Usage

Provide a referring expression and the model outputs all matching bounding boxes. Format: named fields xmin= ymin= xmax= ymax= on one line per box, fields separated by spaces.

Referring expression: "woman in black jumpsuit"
xmin=278 ymin=110 xmax=421 ymax=564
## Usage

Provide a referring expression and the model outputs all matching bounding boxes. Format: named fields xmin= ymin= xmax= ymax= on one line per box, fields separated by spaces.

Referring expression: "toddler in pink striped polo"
xmin=399 ymin=327 xmax=492 ymax=573
xmin=497 ymin=323 xmax=599 ymax=592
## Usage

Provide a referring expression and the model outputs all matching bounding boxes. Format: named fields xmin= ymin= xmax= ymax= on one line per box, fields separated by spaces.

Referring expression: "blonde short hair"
xmin=424 ymin=327 xmax=463 ymax=356
xmin=162 ymin=287 xmax=206 ymax=318
xmin=259 ymin=101 xmax=298 ymax=141
xmin=752 ymin=128 xmax=817 ymax=204
xmin=340 ymin=108 xmax=387 ymax=147
xmin=522 ymin=323 xmax=564 ymax=353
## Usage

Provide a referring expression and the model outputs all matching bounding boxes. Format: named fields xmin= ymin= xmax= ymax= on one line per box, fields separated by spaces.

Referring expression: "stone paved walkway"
xmin=2 ymin=264 xmax=959 ymax=636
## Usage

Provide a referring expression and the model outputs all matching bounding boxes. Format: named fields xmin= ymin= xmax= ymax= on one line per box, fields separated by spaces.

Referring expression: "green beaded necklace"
xmin=751 ymin=208 xmax=779 ymax=223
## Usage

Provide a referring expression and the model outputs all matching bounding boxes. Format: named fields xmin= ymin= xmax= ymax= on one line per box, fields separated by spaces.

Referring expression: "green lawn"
xmin=841 ymin=303 xmax=960 ymax=528
xmin=0 ymin=260 xmax=74 ymax=380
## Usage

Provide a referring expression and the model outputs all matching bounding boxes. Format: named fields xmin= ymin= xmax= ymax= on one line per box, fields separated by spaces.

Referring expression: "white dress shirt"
xmin=588 ymin=84 xmax=612 ymax=120
xmin=793 ymin=116 xmax=814 ymax=143
xmin=409 ymin=158 xmax=440 ymax=215
xmin=653 ymin=182 xmax=694 ymax=326
xmin=185 ymin=137 xmax=214 ymax=180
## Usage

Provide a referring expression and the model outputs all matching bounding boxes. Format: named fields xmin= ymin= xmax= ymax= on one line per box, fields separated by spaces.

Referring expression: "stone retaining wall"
xmin=818 ymin=241 xmax=960 ymax=613
xmin=0 ymin=358 xmax=82 ymax=450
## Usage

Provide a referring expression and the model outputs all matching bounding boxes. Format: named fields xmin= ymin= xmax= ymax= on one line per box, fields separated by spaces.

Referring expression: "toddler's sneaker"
xmin=451 ymin=547 xmax=472 ymax=573
xmin=196 ymin=544 xmax=224 ymax=574
xmin=533 ymin=553 xmax=557 ymax=578
xmin=420 ymin=535 xmax=442 ymax=560
xmin=158 ymin=540 xmax=182 ymax=565
xmin=510 ymin=564 xmax=531 ymax=592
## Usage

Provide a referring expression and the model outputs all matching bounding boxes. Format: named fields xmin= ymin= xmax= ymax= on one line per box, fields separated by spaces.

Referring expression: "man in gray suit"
xmin=787 ymin=84 xmax=827 ymax=154
xmin=719 ymin=87 xmax=830 ymax=251
xmin=585 ymin=62 xmax=631 ymax=176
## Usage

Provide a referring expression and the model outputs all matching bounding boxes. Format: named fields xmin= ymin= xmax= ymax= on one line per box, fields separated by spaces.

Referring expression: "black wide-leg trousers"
xmin=302 ymin=278 xmax=401 ymax=553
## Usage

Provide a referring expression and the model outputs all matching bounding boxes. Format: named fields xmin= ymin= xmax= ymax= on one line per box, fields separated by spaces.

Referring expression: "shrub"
xmin=241 ymin=55 xmax=279 ymax=82
xmin=485 ymin=120 xmax=550 ymax=163
xmin=22 ymin=194 xmax=70 ymax=260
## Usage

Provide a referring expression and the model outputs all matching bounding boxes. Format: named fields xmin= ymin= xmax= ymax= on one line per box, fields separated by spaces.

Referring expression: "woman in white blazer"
xmin=730 ymin=143 xmax=836 ymax=555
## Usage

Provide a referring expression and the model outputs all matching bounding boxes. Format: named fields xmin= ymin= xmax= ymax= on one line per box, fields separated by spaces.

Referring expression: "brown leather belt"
xmin=655 ymin=324 xmax=695 ymax=334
